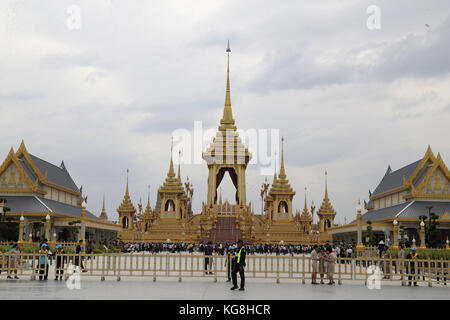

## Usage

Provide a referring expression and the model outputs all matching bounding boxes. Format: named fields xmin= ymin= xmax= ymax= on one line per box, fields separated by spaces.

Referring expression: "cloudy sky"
xmin=1 ymin=0 xmax=449 ymax=224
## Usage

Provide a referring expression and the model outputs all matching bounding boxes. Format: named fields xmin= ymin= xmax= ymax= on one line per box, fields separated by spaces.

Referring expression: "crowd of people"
xmin=118 ymin=241 xmax=355 ymax=256
xmin=2 ymin=239 xmax=445 ymax=287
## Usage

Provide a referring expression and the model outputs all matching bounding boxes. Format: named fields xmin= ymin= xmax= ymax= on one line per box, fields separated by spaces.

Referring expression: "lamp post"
xmin=392 ymin=219 xmax=399 ymax=249
xmin=446 ymin=237 xmax=450 ymax=250
xmin=80 ymin=198 xmax=87 ymax=246
xmin=45 ymin=214 xmax=51 ymax=241
xmin=29 ymin=232 xmax=33 ymax=243
xmin=356 ymin=200 xmax=364 ymax=251
xmin=419 ymin=220 xmax=426 ymax=249
xmin=18 ymin=216 xmax=24 ymax=244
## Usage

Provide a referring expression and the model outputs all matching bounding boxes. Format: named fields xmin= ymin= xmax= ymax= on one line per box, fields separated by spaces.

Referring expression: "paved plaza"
xmin=1 ymin=277 xmax=448 ymax=300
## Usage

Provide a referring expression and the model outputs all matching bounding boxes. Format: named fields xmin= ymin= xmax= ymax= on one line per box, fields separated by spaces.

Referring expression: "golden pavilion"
xmin=117 ymin=43 xmax=336 ymax=244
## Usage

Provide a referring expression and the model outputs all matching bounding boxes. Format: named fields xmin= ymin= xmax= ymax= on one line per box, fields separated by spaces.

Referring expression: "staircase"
xmin=204 ymin=217 xmax=242 ymax=244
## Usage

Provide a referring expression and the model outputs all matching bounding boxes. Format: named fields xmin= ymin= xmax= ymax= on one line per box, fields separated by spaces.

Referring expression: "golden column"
xmin=80 ymin=198 xmax=87 ymax=246
xmin=45 ymin=214 xmax=51 ymax=241
xmin=356 ymin=199 xmax=364 ymax=251
xmin=419 ymin=220 xmax=426 ymax=249
xmin=392 ymin=219 xmax=399 ymax=250
xmin=18 ymin=216 xmax=24 ymax=244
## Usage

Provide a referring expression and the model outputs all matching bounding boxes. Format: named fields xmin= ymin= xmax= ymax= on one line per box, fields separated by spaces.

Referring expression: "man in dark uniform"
xmin=231 ymin=240 xmax=246 ymax=291
xmin=204 ymin=241 xmax=214 ymax=275
xmin=406 ymin=247 xmax=419 ymax=286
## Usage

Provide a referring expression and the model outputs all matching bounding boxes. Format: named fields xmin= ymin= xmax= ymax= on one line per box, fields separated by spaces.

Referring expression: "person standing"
xmin=378 ymin=240 xmax=385 ymax=257
xmin=75 ymin=240 xmax=87 ymax=272
xmin=326 ymin=247 xmax=337 ymax=285
xmin=310 ymin=245 xmax=320 ymax=284
xmin=406 ymin=247 xmax=419 ymax=286
xmin=53 ymin=245 xmax=66 ymax=280
xmin=38 ymin=244 xmax=50 ymax=280
xmin=225 ymin=246 xmax=235 ymax=282
xmin=7 ymin=243 xmax=20 ymax=280
xmin=381 ymin=246 xmax=391 ymax=279
xmin=346 ymin=246 xmax=353 ymax=264
xmin=204 ymin=241 xmax=213 ymax=275
xmin=231 ymin=240 xmax=246 ymax=291
xmin=318 ymin=247 xmax=326 ymax=284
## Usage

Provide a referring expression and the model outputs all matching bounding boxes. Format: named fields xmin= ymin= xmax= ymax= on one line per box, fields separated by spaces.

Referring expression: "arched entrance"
xmin=122 ymin=216 xmax=129 ymax=229
xmin=278 ymin=201 xmax=288 ymax=213
xmin=215 ymin=167 xmax=239 ymax=204
xmin=165 ymin=199 xmax=175 ymax=212
xmin=324 ymin=219 xmax=331 ymax=231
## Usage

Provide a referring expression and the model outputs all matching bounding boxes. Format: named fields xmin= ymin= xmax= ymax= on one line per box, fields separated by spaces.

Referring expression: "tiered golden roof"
xmin=158 ymin=139 xmax=187 ymax=198
xmin=317 ymin=172 xmax=336 ymax=216
xmin=117 ymin=171 xmax=136 ymax=215
xmin=300 ymin=192 xmax=312 ymax=221
xmin=268 ymin=137 xmax=295 ymax=197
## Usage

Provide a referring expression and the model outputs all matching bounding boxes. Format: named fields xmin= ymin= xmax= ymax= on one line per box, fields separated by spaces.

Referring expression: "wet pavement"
xmin=0 ymin=278 xmax=448 ymax=300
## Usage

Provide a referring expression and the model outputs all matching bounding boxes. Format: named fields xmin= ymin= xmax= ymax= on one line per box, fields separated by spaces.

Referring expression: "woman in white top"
xmin=310 ymin=246 xmax=320 ymax=284
xmin=326 ymin=247 xmax=337 ymax=285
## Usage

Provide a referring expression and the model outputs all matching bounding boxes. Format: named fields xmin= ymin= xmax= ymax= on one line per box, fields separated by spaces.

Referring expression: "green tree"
xmin=422 ymin=207 xmax=440 ymax=248
xmin=366 ymin=221 xmax=376 ymax=246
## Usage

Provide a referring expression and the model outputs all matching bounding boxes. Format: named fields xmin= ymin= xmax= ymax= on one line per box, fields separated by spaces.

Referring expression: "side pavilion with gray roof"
xmin=329 ymin=146 xmax=450 ymax=247
xmin=0 ymin=141 xmax=121 ymax=245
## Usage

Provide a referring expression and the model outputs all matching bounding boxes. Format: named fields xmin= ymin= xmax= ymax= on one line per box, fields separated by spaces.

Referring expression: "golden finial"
xmin=219 ymin=40 xmax=235 ymax=131
xmin=279 ymin=136 xmax=286 ymax=178
xmin=168 ymin=137 xmax=175 ymax=177
xmin=125 ymin=168 xmax=130 ymax=196
xmin=101 ymin=193 xmax=106 ymax=213
xmin=304 ymin=186 xmax=307 ymax=209
xmin=178 ymin=149 xmax=182 ymax=181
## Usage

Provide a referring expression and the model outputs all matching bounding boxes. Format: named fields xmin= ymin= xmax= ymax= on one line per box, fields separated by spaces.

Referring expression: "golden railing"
xmin=0 ymin=252 xmax=448 ymax=287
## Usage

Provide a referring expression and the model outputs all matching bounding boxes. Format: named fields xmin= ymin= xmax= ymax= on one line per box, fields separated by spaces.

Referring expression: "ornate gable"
xmin=411 ymin=151 xmax=450 ymax=200
xmin=15 ymin=140 xmax=45 ymax=183
xmin=0 ymin=147 xmax=37 ymax=193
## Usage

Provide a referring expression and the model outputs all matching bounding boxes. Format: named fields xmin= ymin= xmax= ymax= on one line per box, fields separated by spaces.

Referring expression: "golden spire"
xmin=102 ymin=193 xmax=106 ymax=212
xmin=100 ymin=193 xmax=107 ymax=220
xmin=177 ymin=149 xmax=182 ymax=182
xmin=279 ymin=137 xmax=286 ymax=179
xmin=125 ymin=169 xmax=129 ymax=197
xmin=304 ymin=186 xmax=307 ymax=210
xmin=117 ymin=169 xmax=136 ymax=215
xmin=317 ymin=171 xmax=336 ymax=217
xmin=219 ymin=40 xmax=236 ymax=131
xmin=301 ymin=186 xmax=311 ymax=220
xmin=168 ymin=137 xmax=175 ymax=178
xmin=273 ymin=151 xmax=278 ymax=184
xmin=145 ymin=185 xmax=152 ymax=214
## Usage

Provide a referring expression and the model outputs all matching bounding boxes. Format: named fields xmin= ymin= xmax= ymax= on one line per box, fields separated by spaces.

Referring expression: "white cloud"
xmin=0 ymin=0 xmax=449 ymax=224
